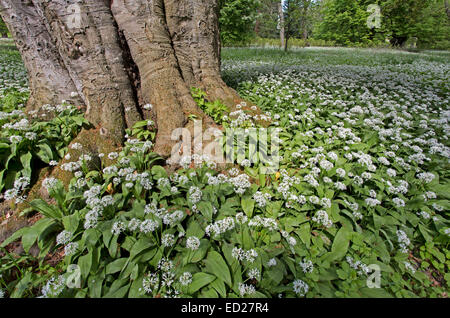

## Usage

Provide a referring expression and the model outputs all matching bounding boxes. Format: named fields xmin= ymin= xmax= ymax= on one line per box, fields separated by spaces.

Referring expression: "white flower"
xmin=70 ymin=143 xmax=82 ymax=150
xmin=404 ymin=261 xmax=416 ymax=274
xmin=253 ymin=191 xmax=272 ymax=208
xmin=56 ymin=230 xmax=72 ymax=245
xmin=238 ymin=283 xmax=255 ymax=296
xmin=336 ymin=168 xmax=346 ymax=178
xmin=112 ymin=221 xmax=126 ymax=235
xmin=188 ymin=186 xmax=202 ymax=204
xmin=42 ymin=177 xmax=59 ymax=191
xmin=393 ymin=197 xmax=405 ymax=208
xmin=143 ymin=273 xmax=159 ymax=294
xmin=41 ymin=276 xmax=66 ymax=298
xmin=293 ymin=279 xmax=309 ymax=297
xmin=9 ymin=135 xmax=22 ymax=143
xmin=299 ymin=259 xmax=314 ymax=273
xmin=157 ymin=258 xmax=174 ymax=272
xmin=162 ymin=234 xmax=176 ymax=247
xmin=247 ymin=268 xmax=260 ymax=281
xmin=140 ymin=219 xmax=159 ymax=233
xmin=320 ymin=159 xmax=334 ymax=171
xmin=397 ymin=230 xmax=411 ymax=253
xmin=386 ymin=168 xmax=397 ymax=177
xmin=64 ymin=242 xmax=78 ymax=256
xmin=108 ymin=152 xmax=119 ymax=160
xmin=417 ymin=172 xmax=435 ymax=183
xmin=128 ymin=218 xmax=141 ymax=231
xmin=312 ymin=210 xmax=333 ymax=228
xmin=365 ymin=198 xmax=381 ymax=207
xmin=186 ymin=236 xmax=200 ymax=250
xmin=267 ymin=258 xmax=277 ymax=267
xmin=179 ymin=272 xmax=192 ymax=286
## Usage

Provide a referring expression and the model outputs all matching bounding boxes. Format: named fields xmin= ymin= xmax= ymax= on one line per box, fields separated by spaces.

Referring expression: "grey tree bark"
xmin=0 ymin=0 xmax=83 ymax=112
xmin=278 ymin=1 xmax=285 ymax=49
xmin=0 ymin=0 xmax=239 ymax=157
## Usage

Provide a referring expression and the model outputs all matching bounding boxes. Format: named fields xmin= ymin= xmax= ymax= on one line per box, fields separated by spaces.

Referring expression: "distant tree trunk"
xmin=390 ymin=35 xmax=408 ymax=47
xmin=278 ymin=1 xmax=285 ymax=49
xmin=0 ymin=0 xmax=241 ymax=157
xmin=1 ymin=31 xmax=6 ymax=37
xmin=446 ymin=0 xmax=450 ymax=19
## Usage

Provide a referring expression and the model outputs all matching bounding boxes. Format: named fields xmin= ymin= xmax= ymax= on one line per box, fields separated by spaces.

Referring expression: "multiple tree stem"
xmin=0 ymin=0 xmax=239 ymax=157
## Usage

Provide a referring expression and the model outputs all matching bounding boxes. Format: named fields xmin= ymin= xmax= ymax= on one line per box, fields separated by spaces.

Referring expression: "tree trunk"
xmin=278 ymin=1 xmax=285 ymax=49
xmin=446 ymin=0 xmax=450 ymax=19
xmin=0 ymin=0 xmax=83 ymax=112
xmin=0 ymin=0 xmax=239 ymax=157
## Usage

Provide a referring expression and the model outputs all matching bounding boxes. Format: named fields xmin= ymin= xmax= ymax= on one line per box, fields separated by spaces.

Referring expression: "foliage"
xmin=0 ymin=17 xmax=8 ymax=37
xmin=0 ymin=101 xmax=88 ymax=198
xmin=191 ymin=87 xmax=230 ymax=124
xmin=315 ymin=0 xmax=450 ymax=48
xmin=1 ymin=46 xmax=449 ymax=299
xmin=219 ymin=0 xmax=260 ymax=46
xmin=0 ymin=49 xmax=87 ymax=200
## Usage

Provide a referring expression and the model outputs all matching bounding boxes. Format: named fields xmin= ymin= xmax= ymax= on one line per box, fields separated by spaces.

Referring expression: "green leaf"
xmin=129 ymin=237 xmax=155 ymax=261
xmin=62 ymin=213 xmax=80 ymax=233
xmin=204 ymin=251 xmax=232 ymax=287
xmin=210 ymin=278 xmax=227 ymax=298
xmin=22 ymin=227 xmax=38 ymax=253
xmin=151 ymin=165 xmax=168 ymax=179
xmin=78 ymin=251 xmax=93 ymax=279
xmin=29 ymin=199 xmax=63 ymax=220
xmin=241 ymin=197 xmax=255 ymax=218
xmin=19 ymin=152 xmax=32 ymax=179
xmin=106 ymin=258 xmax=128 ymax=275
xmin=322 ymin=227 xmax=350 ymax=263
xmin=1 ymin=227 xmax=26 ymax=247
xmin=187 ymin=272 xmax=216 ymax=294
xmin=36 ymin=143 xmax=54 ymax=164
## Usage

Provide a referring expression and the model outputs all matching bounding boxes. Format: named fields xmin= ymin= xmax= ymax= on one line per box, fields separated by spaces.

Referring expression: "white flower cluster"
xmin=238 ymin=283 xmax=256 ymax=296
xmin=83 ymin=186 xmax=115 ymax=229
xmin=40 ymin=276 xmax=66 ymax=298
xmin=205 ymin=217 xmax=235 ymax=237
xmin=299 ymin=259 xmax=314 ymax=273
xmin=231 ymin=247 xmax=258 ymax=263
xmin=253 ymin=191 xmax=272 ymax=208
xmin=186 ymin=236 xmax=201 ymax=250
xmin=346 ymin=256 xmax=370 ymax=276
xmin=292 ymin=279 xmax=309 ymax=297
xmin=312 ymin=210 xmax=333 ymax=228
xmin=396 ymin=230 xmax=411 ymax=253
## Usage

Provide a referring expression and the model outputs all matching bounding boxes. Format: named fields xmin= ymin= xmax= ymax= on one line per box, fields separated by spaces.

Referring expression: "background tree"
xmin=283 ymin=0 xmax=311 ymax=50
xmin=380 ymin=0 xmax=431 ymax=46
xmin=413 ymin=0 xmax=450 ymax=49
xmin=316 ymin=0 xmax=376 ymax=46
xmin=0 ymin=0 xmax=248 ymax=159
xmin=0 ymin=16 xmax=8 ymax=38
xmin=254 ymin=0 xmax=280 ymax=39
xmin=219 ymin=0 xmax=259 ymax=46
xmin=315 ymin=0 xmax=448 ymax=47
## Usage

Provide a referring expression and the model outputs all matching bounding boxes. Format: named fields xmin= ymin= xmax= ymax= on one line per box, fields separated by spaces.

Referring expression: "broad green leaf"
xmin=187 ymin=272 xmax=216 ymax=294
xmin=204 ymin=251 xmax=232 ymax=287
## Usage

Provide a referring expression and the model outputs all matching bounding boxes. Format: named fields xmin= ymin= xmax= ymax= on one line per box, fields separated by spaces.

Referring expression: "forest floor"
xmin=0 ymin=44 xmax=449 ymax=298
